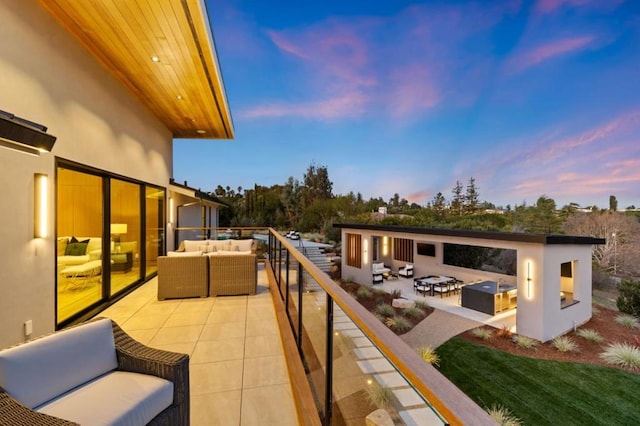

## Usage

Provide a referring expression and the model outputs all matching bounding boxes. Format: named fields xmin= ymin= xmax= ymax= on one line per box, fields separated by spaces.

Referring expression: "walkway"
xmin=99 ymin=265 xmax=298 ymax=426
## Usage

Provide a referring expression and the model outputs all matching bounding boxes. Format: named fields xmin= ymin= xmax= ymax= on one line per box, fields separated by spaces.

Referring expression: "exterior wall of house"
xmin=340 ymin=227 xmax=594 ymax=343
xmin=0 ymin=2 xmax=172 ymax=348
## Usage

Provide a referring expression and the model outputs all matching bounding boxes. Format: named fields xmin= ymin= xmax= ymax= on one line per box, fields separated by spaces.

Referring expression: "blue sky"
xmin=174 ymin=0 xmax=640 ymax=209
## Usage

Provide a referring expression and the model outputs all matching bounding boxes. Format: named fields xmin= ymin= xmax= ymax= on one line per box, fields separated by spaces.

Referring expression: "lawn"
xmin=436 ymin=338 xmax=640 ymax=425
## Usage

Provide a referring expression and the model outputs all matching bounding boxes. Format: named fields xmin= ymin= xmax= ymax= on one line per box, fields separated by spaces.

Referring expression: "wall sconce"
xmin=110 ymin=223 xmax=128 ymax=252
xmin=363 ymin=239 xmax=369 ymax=265
xmin=526 ymin=261 xmax=533 ymax=299
xmin=382 ymin=236 xmax=389 ymax=256
xmin=34 ymin=173 xmax=48 ymax=238
xmin=169 ymin=197 xmax=174 ymax=224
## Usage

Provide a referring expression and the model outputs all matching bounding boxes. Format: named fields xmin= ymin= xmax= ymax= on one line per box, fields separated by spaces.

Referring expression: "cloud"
xmin=479 ymin=111 xmax=640 ymax=205
xmin=406 ymin=190 xmax=432 ymax=205
xmin=507 ymin=36 xmax=595 ymax=72
xmin=241 ymin=2 xmax=520 ymax=122
xmin=535 ymin=0 xmax=625 ymax=14
xmin=240 ymin=92 xmax=368 ymax=120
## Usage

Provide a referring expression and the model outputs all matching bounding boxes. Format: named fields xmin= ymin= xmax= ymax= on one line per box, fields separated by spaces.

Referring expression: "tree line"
xmin=210 ymin=163 xmax=640 ymax=279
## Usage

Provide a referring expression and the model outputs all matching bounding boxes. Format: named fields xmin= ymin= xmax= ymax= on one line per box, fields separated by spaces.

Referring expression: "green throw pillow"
xmin=64 ymin=237 xmax=90 ymax=256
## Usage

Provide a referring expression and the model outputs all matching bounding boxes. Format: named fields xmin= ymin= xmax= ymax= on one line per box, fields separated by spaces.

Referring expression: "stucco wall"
xmin=0 ymin=2 xmax=172 ymax=348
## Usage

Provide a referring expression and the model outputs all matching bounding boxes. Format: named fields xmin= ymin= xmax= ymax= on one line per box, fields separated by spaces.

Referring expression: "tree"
xmin=302 ymin=163 xmax=333 ymax=208
xmin=609 ymin=195 xmax=618 ymax=211
xmin=451 ymin=181 xmax=463 ymax=216
xmin=432 ymin=192 xmax=447 ymax=218
xmin=563 ymin=210 xmax=640 ymax=276
xmin=463 ymin=177 xmax=479 ymax=215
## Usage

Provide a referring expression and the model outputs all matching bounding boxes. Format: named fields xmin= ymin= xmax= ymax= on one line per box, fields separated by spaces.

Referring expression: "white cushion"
xmin=60 ymin=260 xmax=102 ymax=277
xmin=235 ymin=239 xmax=253 ymax=252
xmin=36 ymin=371 xmax=173 ymax=426
xmin=57 ymin=254 xmax=91 ymax=266
xmin=0 ymin=318 xmax=117 ymax=409
xmin=208 ymin=240 xmax=231 ymax=251
xmin=183 ymin=240 xmax=204 ymax=252
xmin=207 ymin=251 xmax=252 ymax=256
xmin=167 ymin=251 xmax=202 ymax=257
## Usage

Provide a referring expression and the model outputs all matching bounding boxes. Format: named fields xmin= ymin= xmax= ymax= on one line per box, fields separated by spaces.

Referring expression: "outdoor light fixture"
xmin=34 ymin=173 xmax=48 ymax=238
xmin=1 ymin=110 xmax=57 ymax=153
xmin=526 ymin=261 xmax=533 ymax=299
xmin=382 ymin=237 xmax=389 ymax=256
xmin=363 ymin=239 xmax=369 ymax=265
xmin=169 ymin=197 xmax=174 ymax=224
xmin=110 ymin=223 xmax=128 ymax=252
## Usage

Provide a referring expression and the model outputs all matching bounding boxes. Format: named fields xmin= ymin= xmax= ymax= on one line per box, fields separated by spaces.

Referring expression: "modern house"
xmin=336 ymin=223 xmax=605 ymax=342
xmin=0 ymin=0 xmax=232 ymax=346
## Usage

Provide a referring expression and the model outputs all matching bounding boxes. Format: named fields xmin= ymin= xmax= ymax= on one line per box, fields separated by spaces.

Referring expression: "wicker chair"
xmin=157 ymin=255 xmax=209 ymax=300
xmin=0 ymin=318 xmax=189 ymax=425
xmin=209 ymin=254 xmax=257 ymax=296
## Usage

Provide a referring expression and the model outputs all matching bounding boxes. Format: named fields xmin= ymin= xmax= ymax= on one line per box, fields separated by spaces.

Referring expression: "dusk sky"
xmin=174 ymin=0 xmax=640 ymax=209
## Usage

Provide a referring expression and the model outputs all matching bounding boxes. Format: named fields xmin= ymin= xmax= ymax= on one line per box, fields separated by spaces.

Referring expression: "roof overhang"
xmin=334 ymin=223 xmax=606 ymax=245
xmin=169 ymin=181 xmax=227 ymax=208
xmin=38 ymin=0 xmax=233 ymax=139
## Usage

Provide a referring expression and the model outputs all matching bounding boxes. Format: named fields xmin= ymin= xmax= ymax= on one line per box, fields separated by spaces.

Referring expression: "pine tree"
xmin=451 ymin=181 xmax=463 ymax=216
xmin=463 ymin=177 xmax=479 ymax=215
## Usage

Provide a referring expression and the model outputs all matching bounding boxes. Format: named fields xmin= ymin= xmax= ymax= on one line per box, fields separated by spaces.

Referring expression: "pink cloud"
xmin=507 ymin=36 xmax=595 ymax=72
xmin=240 ymin=92 xmax=368 ymax=120
xmin=536 ymin=0 xmax=593 ymax=14
xmin=535 ymin=0 xmax=624 ymax=14
xmin=388 ymin=65 xmax=440 ymax=117
xmin=406 ymin=190 xmax=431 ymax=205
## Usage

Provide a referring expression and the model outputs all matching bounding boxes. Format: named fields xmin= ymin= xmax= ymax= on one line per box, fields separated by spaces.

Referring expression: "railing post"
xmin=285 ymin=249 xmax=290 ymax=305
xmin=325 ymin=294 xmax=334 ymax=425
xmin=297 ymin=259 xmax=303 ymax=350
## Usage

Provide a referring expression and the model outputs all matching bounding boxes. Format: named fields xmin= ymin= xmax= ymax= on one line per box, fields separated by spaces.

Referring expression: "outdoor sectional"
xmin=157 ymin=239 xmax=258 ymax=299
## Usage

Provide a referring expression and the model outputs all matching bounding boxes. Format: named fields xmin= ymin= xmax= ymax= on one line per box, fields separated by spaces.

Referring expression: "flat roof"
xmin=334 ymin=223 xmax=605 ymax=245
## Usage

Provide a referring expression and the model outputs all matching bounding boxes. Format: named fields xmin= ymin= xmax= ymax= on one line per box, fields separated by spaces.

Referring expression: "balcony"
xmin=100 ymin=228 xmax=493 ymax=425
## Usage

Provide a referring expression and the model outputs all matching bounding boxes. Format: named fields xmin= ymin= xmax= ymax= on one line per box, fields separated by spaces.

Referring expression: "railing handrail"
xmin=268 ymin=228 xmax=496 ymax=426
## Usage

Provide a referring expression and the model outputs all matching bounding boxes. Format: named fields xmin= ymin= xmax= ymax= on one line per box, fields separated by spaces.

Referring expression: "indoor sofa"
xmin=0 ymin=318 xmax=189 ymax=425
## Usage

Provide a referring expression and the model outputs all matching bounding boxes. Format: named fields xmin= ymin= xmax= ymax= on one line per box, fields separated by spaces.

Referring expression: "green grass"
xmin=436 ymin=338 xmax=640 ymax=425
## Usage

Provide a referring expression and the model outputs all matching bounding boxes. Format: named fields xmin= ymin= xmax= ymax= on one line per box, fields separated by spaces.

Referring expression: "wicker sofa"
xmin=0 ymin=318 xmax=189 ymax=425
xmin=157 ymin=252 xmax=257 ymax=299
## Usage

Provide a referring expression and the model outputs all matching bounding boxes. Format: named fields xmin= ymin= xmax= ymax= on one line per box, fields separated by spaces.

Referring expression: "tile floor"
xmin=99 ymin=265 xmax=299 ymax=426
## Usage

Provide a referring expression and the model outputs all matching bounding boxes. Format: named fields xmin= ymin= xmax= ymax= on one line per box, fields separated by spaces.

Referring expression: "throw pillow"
xmin=65 ymin=241 xmax=89 ymax=256
xmin=57 ymin=238 xmax=69 ymax=256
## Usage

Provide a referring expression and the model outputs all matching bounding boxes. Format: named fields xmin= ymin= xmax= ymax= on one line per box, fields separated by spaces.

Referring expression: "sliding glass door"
xmin=56 ymin=161 xmax=165 ymax=327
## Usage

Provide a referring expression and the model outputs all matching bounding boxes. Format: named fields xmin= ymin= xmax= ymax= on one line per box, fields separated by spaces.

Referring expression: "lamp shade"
xmin=110 ymin=223 xmax=128 ymax=235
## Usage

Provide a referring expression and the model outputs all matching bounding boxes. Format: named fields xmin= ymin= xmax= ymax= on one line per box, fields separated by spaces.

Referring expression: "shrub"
xmin=414 ymin=300 xmax=430 ymax=311
xmin=417 ymin=346 xmax=440 ymax=366
xmin=576 ymin=328 xmax=605 ymax=343
xmin=356 ymin=286 xmax=372 ymax=300
xmin=404 ymin=306 xmax=426 ymax=318
xmin=514 ymin=335 xmax=536 ymax=350
xmin=366 ymin=382 xmax=393 ymax=408
xmin=600 ymin=343 xmax=640 ymax=370
xmin=615 ymin=314 xmax=639 ymax=329
xmin=486 ymin=404 xmax=523 ymax=426
xmin=552 ymin=336 xmax=578 ymax=352
xmin=470 ymin=327 xmax=493 ymax=341
xmin=616 ymin=279 xmax=640 ymax=317
xmin=386 ymin=315 xmax=411 ymax=332
xmin=496 ymin=325 xmax=513 ymax=339
xmin=375 ymin=303 xmax=395 ymax=317
xmin=390 ymin=289 xmax=403 ymax=299
xmin=372 ymin=287 xmax=387 ymax=296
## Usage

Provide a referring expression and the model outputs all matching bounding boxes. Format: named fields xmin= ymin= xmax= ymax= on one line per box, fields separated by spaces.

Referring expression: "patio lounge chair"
xmin=398 ymin=263 xmax=414 ymax=278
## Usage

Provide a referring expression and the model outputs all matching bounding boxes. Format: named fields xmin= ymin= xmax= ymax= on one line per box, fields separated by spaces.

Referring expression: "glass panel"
xmin=56 ymin=168 xmax=104 ymax=324
xmin=110 ymin=179 xmax=141 ymax=295
xmin=145 ymin=186 xmax=165 ymax=278
xmin=331 ymin=301 xmax=447 ymax=425
xmin=300 ymin=274 xmax=328 ymax=421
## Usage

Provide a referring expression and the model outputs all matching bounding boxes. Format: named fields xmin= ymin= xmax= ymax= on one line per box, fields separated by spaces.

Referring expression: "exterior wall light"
xmin=363 ymin=239 xmax=369 ymax=265
xmin=527 ymin=261 xmax=533 ymax=299
xmin=34 ymin=173 xmax=48 ymax=238
xmin=382 ymin=236 xmax=389 ymax=256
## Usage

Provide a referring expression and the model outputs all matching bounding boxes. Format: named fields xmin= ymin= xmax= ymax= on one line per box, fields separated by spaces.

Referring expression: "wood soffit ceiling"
xmin=38 ymin=0 xmax=234 ymax=139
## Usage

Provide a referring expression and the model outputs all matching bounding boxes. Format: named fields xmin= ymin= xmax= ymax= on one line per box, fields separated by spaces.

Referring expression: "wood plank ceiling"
xmin=38 ymin=0 xmax=234 ymax=139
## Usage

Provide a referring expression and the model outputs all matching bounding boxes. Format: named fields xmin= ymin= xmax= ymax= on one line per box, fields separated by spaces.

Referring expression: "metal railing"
xmin=266 ymin=229 xmax=495 ymax=426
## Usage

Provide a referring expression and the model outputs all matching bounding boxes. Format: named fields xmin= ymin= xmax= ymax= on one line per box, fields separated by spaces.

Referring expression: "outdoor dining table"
xmin=414 ymin=276 xmax=455 ymax=296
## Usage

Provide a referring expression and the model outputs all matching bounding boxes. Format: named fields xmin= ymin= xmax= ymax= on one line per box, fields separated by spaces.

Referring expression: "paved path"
xmin=400 ymin=309 xmax=483 ymax=349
